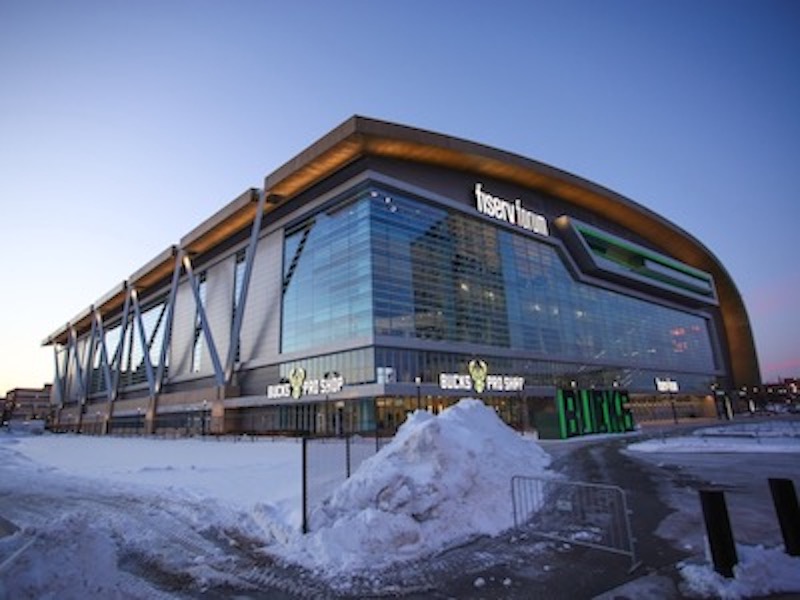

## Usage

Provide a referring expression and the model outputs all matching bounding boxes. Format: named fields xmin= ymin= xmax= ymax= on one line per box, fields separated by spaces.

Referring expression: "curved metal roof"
xmin=44 ymin=116 xmax=760 ymax=388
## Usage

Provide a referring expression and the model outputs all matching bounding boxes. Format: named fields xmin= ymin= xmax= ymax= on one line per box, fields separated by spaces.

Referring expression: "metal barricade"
xmin=511 ymin=475 xmax=639 ymax=570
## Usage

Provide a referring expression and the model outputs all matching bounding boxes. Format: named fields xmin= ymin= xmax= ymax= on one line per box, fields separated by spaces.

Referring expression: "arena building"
xmin=43 ymin=117 xmax=760 ymax=438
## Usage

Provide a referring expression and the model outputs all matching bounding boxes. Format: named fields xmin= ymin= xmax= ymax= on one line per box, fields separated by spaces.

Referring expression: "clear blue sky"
xmin=1 ymin=0 xmax=798 ymax=394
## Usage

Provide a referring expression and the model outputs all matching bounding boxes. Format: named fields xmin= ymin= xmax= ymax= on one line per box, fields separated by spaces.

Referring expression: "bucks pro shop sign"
xmin=439 ymin=359 xmax=525 ymax=394
xmin=267 ymin=368 xmax=344 ymax=400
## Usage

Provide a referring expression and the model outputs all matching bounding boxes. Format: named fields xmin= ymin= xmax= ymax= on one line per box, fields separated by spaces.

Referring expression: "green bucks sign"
xmin=556 ymin=388 xmax=634 ymax=439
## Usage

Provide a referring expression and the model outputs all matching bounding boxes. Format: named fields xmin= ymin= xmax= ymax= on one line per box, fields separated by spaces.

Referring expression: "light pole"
xmin=666 ymin=378 xmax=678 ymax=424
xmin=415 ymin=376 xmax=421 ymax=410
xmin=202 ymin=400 xmax=208 ymax=436
xmin=137 ymin=407 xmax=143 ymax=435
xmin=657 ymin=377 xmax=678 ymax=424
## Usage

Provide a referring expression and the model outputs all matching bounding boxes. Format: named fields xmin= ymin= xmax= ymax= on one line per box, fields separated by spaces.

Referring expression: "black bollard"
xmin=699 ymin=489 xmax=738 ymax=578
xmin=301 ymin=436 xmax=309 ymax=534
xmin=769 ymin=478 xmax=800 ymax=556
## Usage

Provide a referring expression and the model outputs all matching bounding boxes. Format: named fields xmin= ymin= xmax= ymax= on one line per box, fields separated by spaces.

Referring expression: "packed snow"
xmin=679 ymin=544 xmax=800 ymax=599
xmin=7 ymin=434 xmax=303 ymax=523
xmin=0 ymin=399 xmax=554 ymax=597
xmin=287 ymin=399 xmax=553 ymax=572
xmin=626 ymin=418 xmax=800 ymax=599
xmin=627 ymin=419 xmax=800 ymax=454
xmin=2 ymin=405 xmax=799 ymax=599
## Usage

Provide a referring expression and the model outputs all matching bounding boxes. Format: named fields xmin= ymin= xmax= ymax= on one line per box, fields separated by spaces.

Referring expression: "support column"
xmin=148 ymin=248 xmax=182 ymax=434
xmin=210 ymin=383 xmax=240 ymax=435
xmin=145 ymin=397 xmax=156 ymax=435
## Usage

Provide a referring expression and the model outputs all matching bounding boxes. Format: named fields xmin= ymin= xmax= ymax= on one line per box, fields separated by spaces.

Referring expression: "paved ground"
xmin=384 ymin=430 xmax=686 ymax=599
xmin=373 ymin=418 xmax=800 ymax=599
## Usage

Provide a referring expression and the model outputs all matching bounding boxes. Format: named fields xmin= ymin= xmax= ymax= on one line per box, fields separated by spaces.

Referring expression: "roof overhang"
xmin=43 ymin=116 xmax=760 ymax=388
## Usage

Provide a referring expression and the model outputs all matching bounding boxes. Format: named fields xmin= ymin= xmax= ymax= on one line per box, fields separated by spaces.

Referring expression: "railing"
xmin=301 ymin=434 xmax=390 ymax=533
xmin=511 ymin=475 xmax=639 ymax=570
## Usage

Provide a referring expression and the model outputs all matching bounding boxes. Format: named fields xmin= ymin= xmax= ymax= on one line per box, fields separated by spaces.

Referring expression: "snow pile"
xmin=679 ymin=544 xmax=800 ymax=599
xmin=281 ymin=398 xmax=553 ymax=573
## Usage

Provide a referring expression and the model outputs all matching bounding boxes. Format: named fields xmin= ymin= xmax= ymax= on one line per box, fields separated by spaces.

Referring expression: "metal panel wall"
xmin=241 ymin=229 xmax=283 ymax=366
xmin=203 ymin=253 xmax=235 ymax=380
xmin=168 ymin=281 xmax=197 ymax=379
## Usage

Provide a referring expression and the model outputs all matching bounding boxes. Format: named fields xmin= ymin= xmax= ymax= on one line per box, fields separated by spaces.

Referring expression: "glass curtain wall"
xmin=369 ymin=187 xmax=716 ymax=377
xmin=85 ymin=297 xmax=169 ymax=396
xmin=281 ymin=184 xmax=718 ymax=390
xmin=281 ymin=196 xmax=373 ymax=353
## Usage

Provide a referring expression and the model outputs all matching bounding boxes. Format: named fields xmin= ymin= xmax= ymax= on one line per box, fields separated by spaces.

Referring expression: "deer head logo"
xmin=468 ymin=359 xmax=488 ymax=393
xmin=288 ymin=367 xmax=306 ymax=399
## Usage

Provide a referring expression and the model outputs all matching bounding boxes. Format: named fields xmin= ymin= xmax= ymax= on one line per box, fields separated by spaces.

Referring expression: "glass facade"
xmin=86 ymin=296 xmax=168 ymax=394
xmin=281 ymin=184 xmax=717 ymax=391
xmin=282 ymin=197 xmax=373 ymax=352
xmin=279 ymin=347 xmax=375 ymax=386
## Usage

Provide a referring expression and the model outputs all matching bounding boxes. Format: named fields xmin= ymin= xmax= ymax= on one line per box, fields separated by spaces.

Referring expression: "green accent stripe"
xmin=577 ymin=224 xmax=712 ymax=283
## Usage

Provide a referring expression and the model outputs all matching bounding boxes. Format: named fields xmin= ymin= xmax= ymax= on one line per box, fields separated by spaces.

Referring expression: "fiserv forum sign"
xmin=474 ymin=183 xmax=549 ymax=236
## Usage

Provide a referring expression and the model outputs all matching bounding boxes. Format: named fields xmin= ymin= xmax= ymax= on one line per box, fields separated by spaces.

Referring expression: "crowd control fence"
xmin=511 ymin=475 xmax=639 ymax=570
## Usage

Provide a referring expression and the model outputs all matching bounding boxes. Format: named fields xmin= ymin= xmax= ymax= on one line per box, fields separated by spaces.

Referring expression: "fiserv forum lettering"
xmin=474 ymin=183 xmax=549 ymax=236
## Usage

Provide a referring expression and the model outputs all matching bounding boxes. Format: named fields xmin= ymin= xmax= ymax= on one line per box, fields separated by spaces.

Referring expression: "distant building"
xmin=4 ymin=386 xmax=52 ymax=422
xmin=784 ymin=378 xmax=799 ymax=397
xmin=42 ymin=117 xmax=760 ymax=437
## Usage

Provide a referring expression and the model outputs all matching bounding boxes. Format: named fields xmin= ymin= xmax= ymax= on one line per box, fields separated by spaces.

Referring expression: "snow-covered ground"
xmin=627 ymin=419 xmax=800 ymax=454
xmin=0 ymin=399 xmax=553 ymax=598
xmin=626 ymin=419 xmax=800 ymax=599
xmin=1 ymin=405 xmax=799 ymax=599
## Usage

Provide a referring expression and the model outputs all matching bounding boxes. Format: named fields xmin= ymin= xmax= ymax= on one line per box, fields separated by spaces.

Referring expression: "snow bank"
xmin=679 ymin=544 xmax=800 ymax=599
xmin=5 ymin=399 xmax=553 ymax=584
xmin=280 ymin=398 xmax=553 ymax=574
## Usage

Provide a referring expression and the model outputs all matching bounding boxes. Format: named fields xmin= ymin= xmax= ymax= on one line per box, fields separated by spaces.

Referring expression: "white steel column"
xmin=225 ymin=189 xmax=267 ymax=384
xmin=110 ymin=285 xmax=132 ymax=402
xmin=182 ymin=252 xmax=225 ymax=387
xmin=131 ymin=289 xmax=157 ymax=397
xmin=92 ymin=311 xmax=114 ymax=402
xmin=155 ymin=248 xmax=182 ymax=395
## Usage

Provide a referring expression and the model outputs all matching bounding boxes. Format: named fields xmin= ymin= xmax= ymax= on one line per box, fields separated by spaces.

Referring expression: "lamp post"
xmin=137 ymin=407 xmax=143 ymax=435
xmin=415 ymin=376 xmax=421 ymax=411
xmin=656 ymin=376 xmax=678 ymax=424
xmin=202 ymin=400 xmax=208 ymax=436
xmin=711 ymin=382 xmax=721 ymax=419
xmin=741 ymin=386 xmax=753 ymax=415
xmin=669 ymin=389 xmax=678 ymax=424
